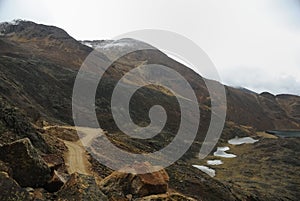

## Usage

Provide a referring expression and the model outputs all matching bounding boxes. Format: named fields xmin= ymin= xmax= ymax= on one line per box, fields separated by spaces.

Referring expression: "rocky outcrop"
xmin=0 ymin=97 xmax=49 ymax=152
xmin=0 ymin=171 xmax=30 ymax=200
xmin=56 ymin=172 xmax=108 ymax=201
xmin=100 ymin=162 xmax=169 ymax=200
xmin=0 ymin=138 xmax=51 ymax=187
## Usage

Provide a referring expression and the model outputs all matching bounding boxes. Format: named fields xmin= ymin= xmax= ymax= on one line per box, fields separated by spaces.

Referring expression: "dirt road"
xmin=63 ymin=140 xmax=91 ymax=175
xmin=44 ymin=125 xmax=104 ymax=175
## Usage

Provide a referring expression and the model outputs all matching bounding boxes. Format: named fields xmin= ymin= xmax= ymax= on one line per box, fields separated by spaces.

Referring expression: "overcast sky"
xmin=0 ymin=0 xmax=300 ymax=95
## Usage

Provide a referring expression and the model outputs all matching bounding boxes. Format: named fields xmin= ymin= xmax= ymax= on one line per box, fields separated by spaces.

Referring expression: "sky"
xmin=0 ymin=0 xmax=300 ymax=95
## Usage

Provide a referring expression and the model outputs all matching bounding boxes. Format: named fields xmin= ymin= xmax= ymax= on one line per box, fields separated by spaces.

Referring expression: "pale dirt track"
xmin=44 ymin=125 xmax=104 ymax=175
xmin=63 ymin=140 xmax=91 ymax=175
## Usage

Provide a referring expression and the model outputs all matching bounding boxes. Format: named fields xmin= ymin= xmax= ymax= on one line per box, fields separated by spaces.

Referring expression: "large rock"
xmin=42 ymin=153 xmax=65 ymax=170
xmin=0 ymin=138 xmax=51 ymax=187
xmin=0 ymin=171 xmax=30 ymax=200
xmin=100 ymin=162 xmax=169 ymax=199
xmin=56 ymin=172 xmax=108 ymax=201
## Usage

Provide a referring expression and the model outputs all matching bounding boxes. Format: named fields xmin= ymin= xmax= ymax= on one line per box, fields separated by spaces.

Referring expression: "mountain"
xmin=0 ymin=20 xmax=299 ymax=201
xmin=234 ymin=87 xmax=256 ymax=94
xmin=1 ymin=20 xmax=300 ymax=131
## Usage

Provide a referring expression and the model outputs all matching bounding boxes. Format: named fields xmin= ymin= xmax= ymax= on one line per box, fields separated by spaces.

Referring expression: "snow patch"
xmin=228 ymin=136 xmax=259 ymax=145
xmin=207 ymin=160 xmax=223 ymax=165
xmin=217 ymin=146 xmax=230 ymax=151
xmin=81 ymin=42 xmax=93 ymax=48
xmin=192 ymin=165 xmax=216 ymax=177
xmin=214 ymin=147 xmax=237 ymax=158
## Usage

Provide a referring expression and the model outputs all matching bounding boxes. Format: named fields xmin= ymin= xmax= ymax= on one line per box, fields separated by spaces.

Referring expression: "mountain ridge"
xmin=0 ymin=20 xmax=299 ymax=201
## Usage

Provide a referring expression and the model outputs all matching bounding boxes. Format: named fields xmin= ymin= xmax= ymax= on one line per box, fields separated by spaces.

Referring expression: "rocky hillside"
xmin=0 ymin=20 xmax=299 ymax=131
xmin=0 ymin=20 xmax=299 ymax=200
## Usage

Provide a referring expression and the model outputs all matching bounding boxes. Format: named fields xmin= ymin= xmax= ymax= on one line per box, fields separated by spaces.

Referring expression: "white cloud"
xmin=222 ymin=66 xmax=300 ymax=95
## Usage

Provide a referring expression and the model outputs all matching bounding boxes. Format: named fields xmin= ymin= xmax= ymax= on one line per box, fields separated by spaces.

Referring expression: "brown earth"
xmin=0 ymin=20 xmax=299 ymax=200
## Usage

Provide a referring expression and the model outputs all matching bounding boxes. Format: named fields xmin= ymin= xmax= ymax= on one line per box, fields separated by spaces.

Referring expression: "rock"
xmin=31 ymin=188 xmax=50 ymax=201
xmin=134 ymin=193 xmax=198 ymax=201
xmin=130 ymin=169 xmax=169 ymax=197
xmin=45 ymin=170 xmax=66 ymax=193
xmin=25 ymin=187 xmax=35 ymax=193
xmin=100 ymin=162 xmax=169 ymax=199
xmin=42 ymin=154 xmax=65 ymax=170
xmin=0 ymin=97 xmax=50 ymax=153
xmin=0 ymin=160 xmax=13 ymax=176
xmin=0 ymin=171 xmax=30 ymax=200
xmin=126 ymin=194 xmax=133 ymax=200
xmin=0 ymin=138 xmax=51 ymax=187
xmin=56 ymin=172 xmax=108 ymax=201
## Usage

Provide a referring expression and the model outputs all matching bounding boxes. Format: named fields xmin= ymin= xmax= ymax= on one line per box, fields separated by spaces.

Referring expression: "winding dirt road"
xmin=44 ymin=125 xmax=104 ymax=175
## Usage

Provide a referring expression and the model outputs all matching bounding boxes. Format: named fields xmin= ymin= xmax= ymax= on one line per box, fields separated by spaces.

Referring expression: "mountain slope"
xmin=0 ymin=20 xmax=299 ymax=201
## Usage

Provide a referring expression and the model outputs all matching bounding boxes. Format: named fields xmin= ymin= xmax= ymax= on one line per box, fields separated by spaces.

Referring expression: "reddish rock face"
xmin=130 ymin=167 xmax=169 ymax=197
xmin=100 ymin=162 xmax=169 ymax=199
xmin=42 ymin=154 xmax=65 ymax=169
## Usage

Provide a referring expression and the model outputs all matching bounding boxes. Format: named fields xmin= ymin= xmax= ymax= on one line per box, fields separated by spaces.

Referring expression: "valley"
xmin=0 ymin=20 xmax=299 ymax=201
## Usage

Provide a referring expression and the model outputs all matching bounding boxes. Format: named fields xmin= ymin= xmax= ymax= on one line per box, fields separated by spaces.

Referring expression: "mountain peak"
xmin=0 ymin=19 xmax=71 ymax=40
xmin=81 ymin=38 xmax=153 ymax=49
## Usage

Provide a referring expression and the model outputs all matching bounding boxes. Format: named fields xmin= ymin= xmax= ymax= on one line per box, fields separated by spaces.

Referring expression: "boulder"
xmin=56 ymin=172 xmax=108 ymax=201
xmin=42 ymin=154 xmax=65 ymax=170
xmin=0 ymin=171 xmax=30 ymax=200
xmin=0 ymin=138 xmax=51 ymax=187
xmin=130 ymin=169 xmax=169 ymax=197
xmin=100 ymin=162 xmax=169 ymax=199
xmin=45 ymin=170 xmax=66 ymax=193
